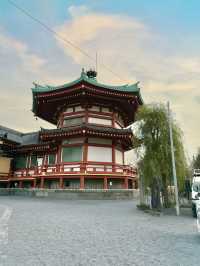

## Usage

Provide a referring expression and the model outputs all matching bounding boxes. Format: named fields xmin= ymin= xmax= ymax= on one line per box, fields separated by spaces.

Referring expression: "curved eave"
xmin=31 ymin=72 xmax=143 ymax=112
xmin=31 ymin=75 xmax=140 ymax=94
xmin=39 ymin=125 xmax=134 ymax=151
xmin=0 ymin=136 xmax=19 ymax=146
xmin=32 ymin=84 xmax=142 ymax=117
xmin=39 ymin=125 xmax=132 ymax=139
xmin=137 ymin=89 xmax=144 ymax=105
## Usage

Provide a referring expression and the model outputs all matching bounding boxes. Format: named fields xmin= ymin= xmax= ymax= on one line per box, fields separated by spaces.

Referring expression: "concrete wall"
xmin=0 ymin=188 xmax=139 ymax=200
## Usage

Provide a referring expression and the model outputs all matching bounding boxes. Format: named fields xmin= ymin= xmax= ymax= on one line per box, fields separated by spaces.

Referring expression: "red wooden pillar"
xmin=85 ymin=108 xmax=89 ymax=123
xmin=57 ymin=144 xmax=62 ymax=173
xmin=80 ymin=176 xmax=85 ymax=189
xmin=19 ymin=180 xmax=23 ymax=188
xmin=83 ymin=143 xmax=88 ymax=162
xmin=61 ymin=113 xmax=64 ymax=127
xmin=112 ymin=140 xmax=115 ymax=172
xmin=82 ymin=138 xmax=88 ymax=173
xmin=135 ymin=179 xmax=138 ymax=189
xmin=40 ymin=178 xmax=44 ymax=189
xmin=32 ymin=179 xmax=36 ymax=188
xmin=122 ymin=151 xmax=125 ymax=165
xmin=59 ymin=178 xmax=64 ymax=189
xmin=124 ymin=177 xmax=128 ymax=189
xmin=104 ymin=177 xmax=108 ymax=190
xmin=112 ymin=112 xmax=115 ymax=128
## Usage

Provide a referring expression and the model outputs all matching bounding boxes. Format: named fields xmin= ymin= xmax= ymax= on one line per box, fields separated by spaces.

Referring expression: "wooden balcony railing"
xmin=12 ymin=162 xmax=137 ymax=178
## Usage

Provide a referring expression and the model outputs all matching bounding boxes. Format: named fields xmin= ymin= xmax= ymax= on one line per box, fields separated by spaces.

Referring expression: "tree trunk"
xmin=151 ymin=177 xmax=161 ymax=210
xmin=162 ymin=174 xmax=169 ymax=208
xmin=139 ymin=173 xmax=146 ymax=205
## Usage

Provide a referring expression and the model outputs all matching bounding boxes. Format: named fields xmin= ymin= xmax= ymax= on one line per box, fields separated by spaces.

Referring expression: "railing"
xmin=0 ymin=174 xmax=9 ymax=180
xmin=12 ymin=162 xmax=137 ymax=178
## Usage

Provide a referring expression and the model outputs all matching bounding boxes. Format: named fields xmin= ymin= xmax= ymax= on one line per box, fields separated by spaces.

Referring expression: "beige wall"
xmin=87 ymin=146 xmax=112 ymax=162
xmin=0 ymin=157 xmax=11 ymax=174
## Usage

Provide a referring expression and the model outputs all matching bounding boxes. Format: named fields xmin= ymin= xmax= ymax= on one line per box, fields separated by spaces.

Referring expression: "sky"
xmin=0 ymin=0 xmax=200 ymax=162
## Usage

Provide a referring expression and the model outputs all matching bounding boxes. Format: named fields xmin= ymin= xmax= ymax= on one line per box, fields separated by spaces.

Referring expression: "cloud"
xmin=55 ymin=6 xmax=147 ymax=79
xmin=0 ymin=30 xmax=46 ymax=73
xmin=54 ymin=6 xmax=200 ymax=158
xmin=172 ymin=57 xmax=200 ymax=74
xmin=0 ymin=5 xmax=199 ymax=159
xmin=0 ymin=29 xmax=56 ymax=133
xmin=68 ymin=5 xmax=89 ymax=17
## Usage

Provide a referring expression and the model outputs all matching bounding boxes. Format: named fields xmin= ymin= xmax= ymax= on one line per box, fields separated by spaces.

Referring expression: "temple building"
xmin=0 ymin=69 xmax=143 ymax=189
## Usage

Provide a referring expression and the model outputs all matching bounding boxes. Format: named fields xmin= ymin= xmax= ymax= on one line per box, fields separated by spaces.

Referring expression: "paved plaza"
xmin=0 ymin=196 xmax=199 ymax=266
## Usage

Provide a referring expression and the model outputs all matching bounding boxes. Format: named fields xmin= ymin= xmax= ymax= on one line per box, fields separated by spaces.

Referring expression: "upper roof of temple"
xmin=31 ymin=69 xmax=143 ymax=125
xmin=32 ymin=68 xmax=142 ymax=96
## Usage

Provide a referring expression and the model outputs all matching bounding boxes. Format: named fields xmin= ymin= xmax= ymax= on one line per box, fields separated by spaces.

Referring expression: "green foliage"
xmin=135 ymin=103 xmax=188 ymax=206
xmin=193 ymin=148 xmax=200 ymax=169
xmin=136 ymin=204 xmax=150 ymax=210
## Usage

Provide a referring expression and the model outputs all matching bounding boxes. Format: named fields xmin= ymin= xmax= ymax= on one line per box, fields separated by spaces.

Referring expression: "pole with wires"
xmin=167 ymin=101 xmax=180 ymax=216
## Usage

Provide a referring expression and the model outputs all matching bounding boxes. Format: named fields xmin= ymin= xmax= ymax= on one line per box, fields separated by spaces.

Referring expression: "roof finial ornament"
xmin=33 ymin=82 xmax=38 ymax=88
xmin=81 ymin=68 xmax=86 ymax=78
xmin=86 ymin=69 xmax=97 ymax=79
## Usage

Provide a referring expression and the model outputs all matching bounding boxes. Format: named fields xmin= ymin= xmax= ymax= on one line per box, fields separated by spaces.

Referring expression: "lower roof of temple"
xmin=0 ymin=123 xmax=135 ymax=153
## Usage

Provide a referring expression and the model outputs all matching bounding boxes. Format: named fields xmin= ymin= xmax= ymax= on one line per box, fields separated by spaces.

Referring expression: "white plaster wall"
xmin=88 ymin=146 xmax=112 ymax=162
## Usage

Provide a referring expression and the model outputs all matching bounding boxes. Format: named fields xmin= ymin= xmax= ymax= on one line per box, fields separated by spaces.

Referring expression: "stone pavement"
xmin=0 ymin=197 xmax=199 ymax=266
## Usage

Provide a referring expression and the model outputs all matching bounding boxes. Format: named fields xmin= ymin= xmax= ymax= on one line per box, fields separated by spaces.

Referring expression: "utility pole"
xmin=167 ymin=101 xmax=180 ymax=216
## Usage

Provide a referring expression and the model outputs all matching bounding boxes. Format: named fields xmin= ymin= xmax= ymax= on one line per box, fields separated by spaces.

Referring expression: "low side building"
xmin=0 ymin=127 xmax=21 ymax=187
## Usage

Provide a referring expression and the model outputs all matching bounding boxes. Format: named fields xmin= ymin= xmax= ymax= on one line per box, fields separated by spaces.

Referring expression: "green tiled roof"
xmin=32 ymin=69 xmax=140 ymax=94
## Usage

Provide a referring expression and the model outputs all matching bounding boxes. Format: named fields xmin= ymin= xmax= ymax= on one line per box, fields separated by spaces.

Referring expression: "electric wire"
xmin=7 ymin=0 xmax=128 ymax=83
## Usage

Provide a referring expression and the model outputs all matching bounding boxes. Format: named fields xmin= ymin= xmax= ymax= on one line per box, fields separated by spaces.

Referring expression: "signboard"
xmin=0 ymin=157 xmax=11 ymax=174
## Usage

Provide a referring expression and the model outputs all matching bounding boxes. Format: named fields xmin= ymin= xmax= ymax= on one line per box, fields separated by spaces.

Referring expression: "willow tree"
xmin=135 ymin=104 xmax=188 ymax=208
xmin=193 ymin=148 xmax=200 ymax=169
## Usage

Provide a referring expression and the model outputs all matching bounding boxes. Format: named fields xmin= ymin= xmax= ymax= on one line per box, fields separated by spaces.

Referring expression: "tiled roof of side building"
xmin=21 ymin=132 xmax=39 ymax=145
xmin=0 ymin=125 xmax=23 ymax=144
xmin=0 ymin=125 xmax=39 ymax=145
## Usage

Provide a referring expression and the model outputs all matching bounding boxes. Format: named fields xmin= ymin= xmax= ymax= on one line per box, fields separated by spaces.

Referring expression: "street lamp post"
xmin=167 ymin=101 xmax=180 ymax=216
